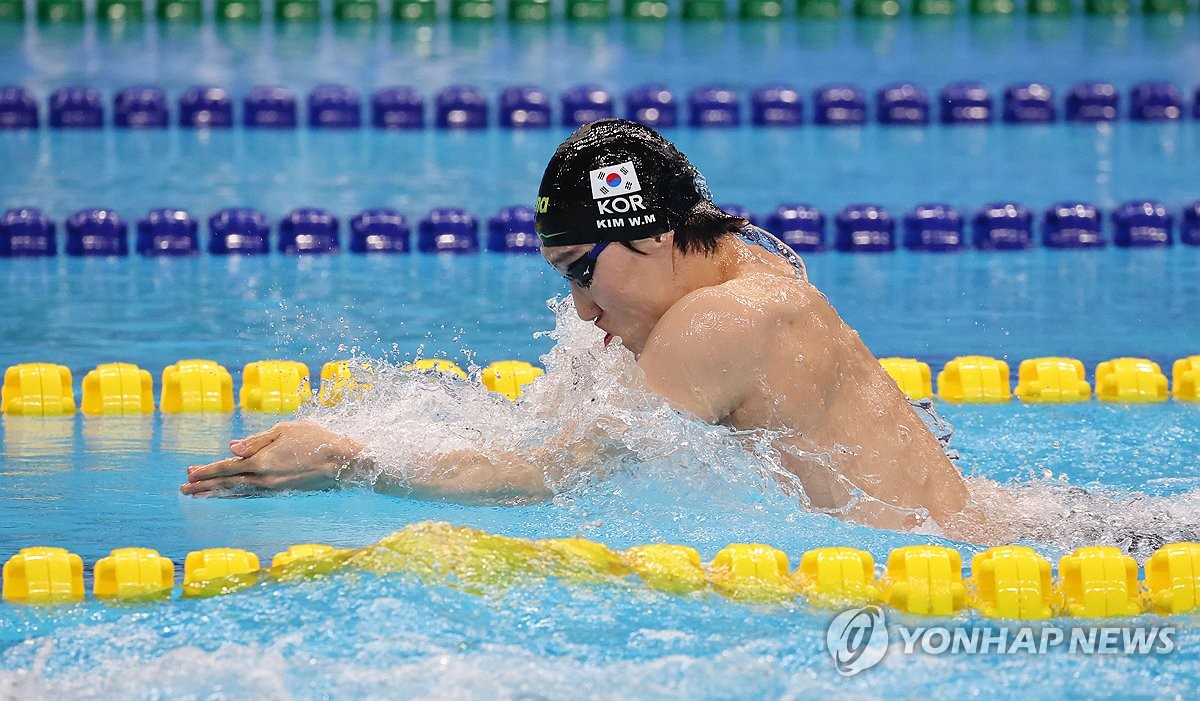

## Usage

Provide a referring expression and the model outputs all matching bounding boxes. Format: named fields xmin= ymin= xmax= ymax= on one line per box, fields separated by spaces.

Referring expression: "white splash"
xmin=300 ymin=296 xmax=802 ymax=504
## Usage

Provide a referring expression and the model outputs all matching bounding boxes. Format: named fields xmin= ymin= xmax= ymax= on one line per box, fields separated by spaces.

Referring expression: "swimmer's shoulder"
xmin=646 ymin=275 xmax=791 ymax=356
xmin=639 ymin=284 xmax=764 ymax=422
xmin=716 ymin=266 xmax=817 ymax=324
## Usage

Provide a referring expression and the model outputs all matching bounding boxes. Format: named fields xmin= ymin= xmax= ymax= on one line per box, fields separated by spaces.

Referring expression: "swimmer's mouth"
xmin=603 ymin=333 xmax=614 ymax=347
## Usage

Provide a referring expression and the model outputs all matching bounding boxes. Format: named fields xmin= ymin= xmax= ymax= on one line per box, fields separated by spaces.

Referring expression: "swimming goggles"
xmin=563 ymin=241 xmax=609 ymax=288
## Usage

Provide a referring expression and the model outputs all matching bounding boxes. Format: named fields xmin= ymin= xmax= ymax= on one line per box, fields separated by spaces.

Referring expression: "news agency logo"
xmin=826 ymin=606 xmax=1178 ymax=676
xmin=826 ymin=606 xmax=889 ymax=676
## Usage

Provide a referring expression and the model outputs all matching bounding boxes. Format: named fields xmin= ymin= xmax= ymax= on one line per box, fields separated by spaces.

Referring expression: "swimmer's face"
xmin=542 ymin=234 xmax=678 ymax=356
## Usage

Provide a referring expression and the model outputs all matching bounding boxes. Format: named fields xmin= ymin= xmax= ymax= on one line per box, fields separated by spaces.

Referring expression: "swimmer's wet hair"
xmin=674 ymin=199 xmax=750 ymax=255
xmin=536 ymin=118 xmax=747 ymax=255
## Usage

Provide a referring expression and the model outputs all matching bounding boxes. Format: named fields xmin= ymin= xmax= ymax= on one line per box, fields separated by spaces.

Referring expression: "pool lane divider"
xmin=882 ymin=355 xmax=1198 ymax=402
xmin=1 ymin=80 xmax=1198 ymax=130
xmin=0 ymin=359 xmax=545 ymax=416
xmin=0 ymin=355 xmax=1194 ymax=417
xmin=5 ymin=199 xmax=1200 ymax=256
xmin=7 ymin=0 xmax=1200 ymax=24
xmin=3 ymin=522 xmax=1200 ymax=617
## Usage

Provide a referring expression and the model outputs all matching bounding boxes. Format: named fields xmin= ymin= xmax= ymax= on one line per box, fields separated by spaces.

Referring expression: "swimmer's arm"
xmin=353 ymin=418 xmax=624 ymax=502
xmin=182 ymin=419 xmax=614 ymax=503
xmin=350 ymin=444 xmax=559 ymax=503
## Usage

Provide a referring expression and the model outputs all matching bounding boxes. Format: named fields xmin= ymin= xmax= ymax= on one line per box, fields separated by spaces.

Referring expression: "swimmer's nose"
xmin=570 ymin=287 xmax=601 ymax=322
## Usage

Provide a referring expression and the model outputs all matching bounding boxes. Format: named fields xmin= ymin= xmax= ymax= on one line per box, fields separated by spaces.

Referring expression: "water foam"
xmin=299 ymin=296 xmax=798 ymax=505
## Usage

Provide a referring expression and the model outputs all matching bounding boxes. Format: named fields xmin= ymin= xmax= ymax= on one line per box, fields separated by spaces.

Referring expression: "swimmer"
xmin=182 ymin=118 xmax=969 ymax=532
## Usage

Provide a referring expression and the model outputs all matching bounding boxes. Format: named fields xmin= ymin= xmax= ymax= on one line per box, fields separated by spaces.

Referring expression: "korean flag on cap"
xmin=589 ymin=161 xmax=642 ymax=200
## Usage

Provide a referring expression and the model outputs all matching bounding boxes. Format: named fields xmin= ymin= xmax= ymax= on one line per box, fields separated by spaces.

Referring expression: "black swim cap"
xmin=534 ymin=118 xmax=731 ymax=248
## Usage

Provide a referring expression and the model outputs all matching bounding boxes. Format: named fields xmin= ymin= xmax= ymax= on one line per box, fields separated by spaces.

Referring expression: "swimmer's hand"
xmin=180 ymin=421 xmax=364 ymax=497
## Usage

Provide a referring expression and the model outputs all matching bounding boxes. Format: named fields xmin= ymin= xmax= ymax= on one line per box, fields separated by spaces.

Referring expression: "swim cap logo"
xmin=590 ymin=161 xmax=642 ymax=200
xmin=535 ymin=196 xmax=550 ymax=214
xmin=826 ymin=606 xmax=888 ymax=676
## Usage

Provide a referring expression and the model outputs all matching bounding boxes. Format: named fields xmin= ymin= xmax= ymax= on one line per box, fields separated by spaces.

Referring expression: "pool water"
xmin=2 ymin=12 xmax=1200 ymax=701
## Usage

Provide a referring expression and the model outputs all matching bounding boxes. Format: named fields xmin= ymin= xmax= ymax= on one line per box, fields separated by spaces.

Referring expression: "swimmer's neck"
xmin=667 ymin=234 xmax=754 ymax=292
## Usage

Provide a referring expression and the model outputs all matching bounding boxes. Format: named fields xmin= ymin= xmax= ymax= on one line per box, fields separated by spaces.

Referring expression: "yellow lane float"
xmin=6 ymin=524 xmax=1200 ymax=618
xmin=2 ymin=546 xmax=85 ymax=604
xmin=1170 ymin=355 xmax=1200 ymax=401
xmin=81 ymin=362 xmax=155 ymax=415
xmin=481 ymin=360 xmax=544 ymax=400
xmin=319 ymin=360 xmax=375 ymax=406
xmin=161 ymin=359 xmax=234 ymax=413
xmin=1 ymin=362 xmax=76 ymax=416
xmin=879 ymin=358 xmax=932 ymax=400
xmin=937 ymin=355 xmax=1012 ymax=403
xmin=93 ymin=548 xmax=175 ymax=600
xmin=1014 ymin=357 xmax=1091 ymax=403
xmin=1095 ymin=357 xmax=1168 ymax=403
xmin=240 ymin=360 xmax=311 ymax=412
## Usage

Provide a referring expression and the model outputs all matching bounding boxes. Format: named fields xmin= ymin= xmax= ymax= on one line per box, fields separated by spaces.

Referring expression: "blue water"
xmin=2 ymin=15 xmax=1200 ymax=701
xmin=0 ymin=250 xmax=1197 ymax=379
xmin=4 ymin=124 xmax=1200 ymax=231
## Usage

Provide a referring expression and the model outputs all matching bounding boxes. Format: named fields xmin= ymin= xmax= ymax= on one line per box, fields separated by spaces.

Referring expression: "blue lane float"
xmin=940 ymin=82 xmax=992 ymax=124
xmin=114 ymin=87 xmax=169 ymax=129
xmin=0 ymin=209 xmax=56 ymax=257
xmin=279 ymin=208 xmax=340 ymax=254
xmin=66 ymin=209 xmax=127 ymax=256
xmin=1066 ymin=82 xmax=1119 ymax=122
xmin=972 ymin=202 xmax=1034 ymax=251
xmin=691 ymin=85 xmax=734 ymax=127
xmin=499 ymin=86 xmax=551 ymax=129
xmin=49 ymin=87 xmax=103 ymax=129
xmin=688 ymin=86 xmax=740 ymax=128
xmin=6 ymin=81 xmax=1200 ymax=130
xmin=836 ymin=205 xmax=895 ymax=253
xmin=179 ymin=86 xmax=233 ymax=129
xmin=350 ymin=209 xmax=410 ymax=253
xmin=419 ymin=208 xmax=479 ymax=253
xmin=1130 ymin=81 xmax=1183 ymax=122
xmin=244 ymin=85 xmax=298 ymax=129
xmin=624 ymin=84 xmax=677 ymax=128
xmin=137 ymin=209 xmax=199 ymax=256
xmin=1044 ymin=202 xmax=1105 ymax=249
xmin=486 ymin=206 xmax=539 ymax=253
xmin=561 ymin=85 xmax=614 ymax=128
xmin=372 ymin=87 xmax=424 ymax=130
xmin=309 ymin=84 xmax=362 ymax=129
xmin=813 ymin=84 xmax=866 ymax=126
xmin=208 ymin=208 xmax=270 ymax=255
xmin=1112 ymin=201 xmax=1173 ymax=248
xmin=1003 ymin=83 xmax=1055 ymax=124
xmin=766 ymin=204 xmax=824 ymax=252
xmin=436 ymin=86 xmax=488 ymax=129
xmin=1185 ymin=203 xmax=1200 ymax=247
xmin=876 ymin=83 xmax=930 ymax=125
xmin=5 ymin=201 xmax=1199 ymax=258
xmin=751 ymin=85 xmax=804 ymax=127
xmin=904 ymin=204 xmax=964 ymax=252
xmin=0 ymin=87 xmax=39 ymax=128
